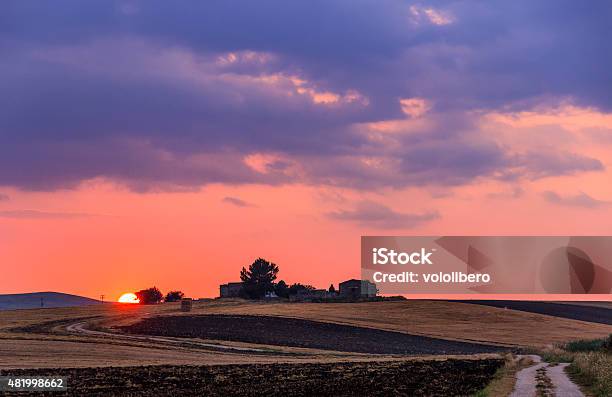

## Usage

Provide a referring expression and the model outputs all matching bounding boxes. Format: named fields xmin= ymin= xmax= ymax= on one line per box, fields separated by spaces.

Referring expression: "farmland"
xmin=1 ymin=299 xmax=611 ymax=395
xmin=3 ymin=357 xmax=504 ymax=397
xmin=119 ymin=314 xmax=504 ymax=355
xmin=2 ymin=299 xmax=611 ymax=369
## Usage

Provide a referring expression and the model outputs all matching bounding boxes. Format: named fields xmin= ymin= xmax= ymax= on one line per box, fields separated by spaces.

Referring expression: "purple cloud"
xmin=222 ymin=197 xmax=255 ymax=208
xmin=543 ymin=191 xmax=610 ymax=208
xmin=0 ymin=1 xmax=609 ymax=192
xmin=328 ymin=201 xmax=439 ymax=229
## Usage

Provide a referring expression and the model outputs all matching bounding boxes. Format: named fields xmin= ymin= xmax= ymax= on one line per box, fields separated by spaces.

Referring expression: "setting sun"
xmin=118 ymin=293 xmax=140 ymax=304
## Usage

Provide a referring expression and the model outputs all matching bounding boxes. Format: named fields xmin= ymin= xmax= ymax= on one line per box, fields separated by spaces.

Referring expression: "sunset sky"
xmin=1 ymin=1 xmax=612 ymax=300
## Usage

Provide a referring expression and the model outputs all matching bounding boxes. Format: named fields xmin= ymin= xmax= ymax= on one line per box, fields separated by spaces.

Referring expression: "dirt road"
xmin=65 ymin=319 xmax=267 ymax=353
xmin=510 ymin=355 xmax=584 ymax=397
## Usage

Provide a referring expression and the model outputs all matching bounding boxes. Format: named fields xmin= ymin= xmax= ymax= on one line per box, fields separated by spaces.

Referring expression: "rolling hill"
xmin=0 ymin=292 xmax=101 ymax=310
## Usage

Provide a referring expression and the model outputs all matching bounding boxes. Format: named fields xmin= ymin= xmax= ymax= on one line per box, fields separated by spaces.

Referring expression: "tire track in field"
xmin=64 ymin=319 xmax=268 ymax=353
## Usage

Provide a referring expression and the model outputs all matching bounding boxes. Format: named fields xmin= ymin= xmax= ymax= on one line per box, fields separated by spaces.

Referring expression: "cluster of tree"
xmin=240 ymin=258 xmax=279 ymax=299
xmin=273 ymin=281 xmax=319 ymax=298
xmin=239 ymin=258 xmax=332 ymax=300
xmin=164 ymin=290 xmax=185 ymax=302
xmin=134 ymin=287 xmax=184 ymax=304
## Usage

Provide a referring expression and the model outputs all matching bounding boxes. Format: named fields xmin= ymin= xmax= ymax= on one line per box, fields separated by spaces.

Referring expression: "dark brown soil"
xmin=459 ymin=300 xmax=612 ymax=325
xmin=2 ymin=358 xmax=504 ymax=396
xmin=118 ymin=314 xmax=505 ymax=355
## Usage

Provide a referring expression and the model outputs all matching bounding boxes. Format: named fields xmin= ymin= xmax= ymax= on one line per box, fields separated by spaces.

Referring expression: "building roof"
xmin=221 ymin=282 xmax=243 ymax=287
xmin=339 ymin=279 xmax=374 ymax=285
xmin=339 ymin=279 xmax=361 ymax=284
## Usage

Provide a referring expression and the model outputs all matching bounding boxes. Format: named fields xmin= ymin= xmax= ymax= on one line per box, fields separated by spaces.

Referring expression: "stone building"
xmin=339 ymin=279 xmax=377 ymax=299
xmin=219 ymin=282 xmax=243 ymax=298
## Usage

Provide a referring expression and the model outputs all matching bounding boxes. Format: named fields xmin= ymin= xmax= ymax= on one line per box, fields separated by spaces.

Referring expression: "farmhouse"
xmin=339 ymin=279 xmax=377 ymax=299
xmin=219 ymin=282 xmax=243 ymax=298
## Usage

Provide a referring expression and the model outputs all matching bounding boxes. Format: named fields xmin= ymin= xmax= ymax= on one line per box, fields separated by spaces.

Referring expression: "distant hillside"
xmin=0 ymin=292 xmax=101 ymax=310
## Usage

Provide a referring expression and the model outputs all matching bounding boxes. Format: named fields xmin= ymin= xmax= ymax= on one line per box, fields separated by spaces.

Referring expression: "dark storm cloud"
xmin=0 ymin=138 xmax=293 ymax=191
xmin=328 ymin=201 xmax=439 ymax=229
xmin=0 ymin=43 xmax=366 ymax=151
xmin=0 ymin=1 xmax=610 ymax=191
xmin=1 ymin=1 xmax=411 ymax=59
xmin=6 ymin=1 xmax=610 ymax=110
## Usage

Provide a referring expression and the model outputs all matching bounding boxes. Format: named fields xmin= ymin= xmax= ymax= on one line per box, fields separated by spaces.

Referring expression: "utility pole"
xmin=100 ymin=294 xmax=105 ymax=304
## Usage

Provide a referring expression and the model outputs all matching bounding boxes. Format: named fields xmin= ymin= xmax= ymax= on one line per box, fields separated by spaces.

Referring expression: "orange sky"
xmin=3 ymin=3 xmax=612 ymax=303
xmin=1 ymin=106 xmax=612 ymax=301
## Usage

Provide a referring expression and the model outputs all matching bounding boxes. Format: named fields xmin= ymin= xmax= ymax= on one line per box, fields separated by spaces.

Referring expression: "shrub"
xmin=135 ymin=287 xmax=163 ymax=304
xmin=603 ymin=334 xmax=612 ymax=352
xmin=570 ymin=351 xmax=612 ymax=397
xmin=164 ymin=290 xmax=185 ymax=302
xmin=565 ymin=338 xmax=605 ymax=352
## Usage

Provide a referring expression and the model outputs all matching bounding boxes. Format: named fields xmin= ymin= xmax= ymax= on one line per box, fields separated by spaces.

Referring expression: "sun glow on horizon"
xmin=118 ymin=292 xmax=140 ymax=303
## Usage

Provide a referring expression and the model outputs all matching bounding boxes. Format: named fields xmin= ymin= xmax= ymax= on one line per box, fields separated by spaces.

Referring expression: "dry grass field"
xmin=198 ymin=299 xmax=612 ymax=346
xmin=1 ymin=299 xmax=611 ymax=370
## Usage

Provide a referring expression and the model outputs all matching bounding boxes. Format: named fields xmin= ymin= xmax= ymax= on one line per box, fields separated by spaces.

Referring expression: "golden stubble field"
xmin=1 ymin=299 xmax=611 ymax=369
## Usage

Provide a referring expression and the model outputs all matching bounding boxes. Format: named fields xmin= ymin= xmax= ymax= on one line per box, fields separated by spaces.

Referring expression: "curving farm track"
xmin=63 ymin=319 xmax=267 ymax=353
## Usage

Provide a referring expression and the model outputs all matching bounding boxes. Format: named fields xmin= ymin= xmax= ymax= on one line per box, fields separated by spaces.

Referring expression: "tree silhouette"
xmin=164 ymin=290 xmax=184 ymax=302
xmin=135 ymin=287 xmax=163 ymax=304
xmin=275 ymin=280 xmax=289 ymax=298
xmin=240 ymin=258 xmax=279 ymax=299
xmin=288 ymin=283 xmax=315 ymax=296
xmin=328 ymin=284 xmax=336 ymax=293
